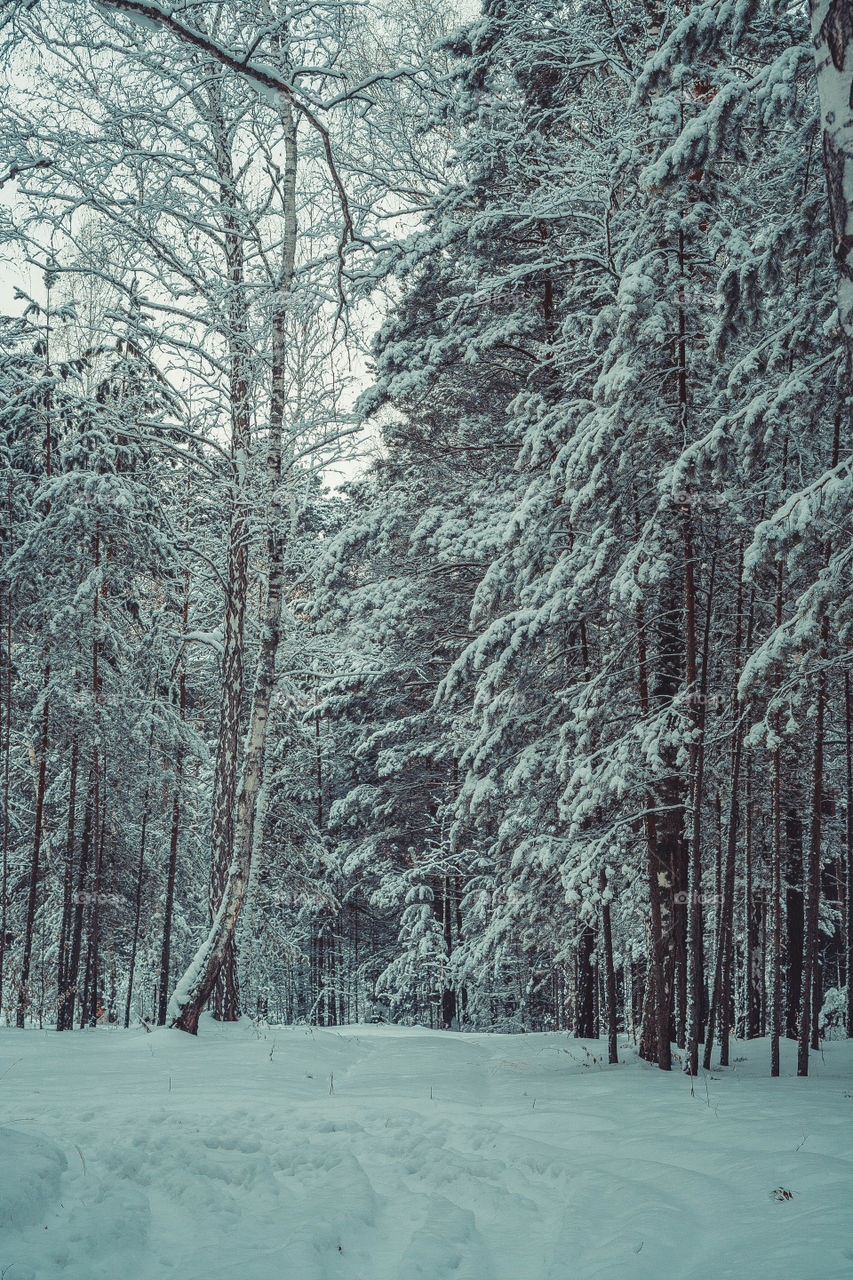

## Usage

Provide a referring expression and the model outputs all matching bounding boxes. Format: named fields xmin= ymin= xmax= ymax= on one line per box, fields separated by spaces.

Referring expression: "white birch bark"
xmin=812 ymin=0 xmax=853 ymax=372
xmin=169 ymin=83 xmax=298 ymax=1033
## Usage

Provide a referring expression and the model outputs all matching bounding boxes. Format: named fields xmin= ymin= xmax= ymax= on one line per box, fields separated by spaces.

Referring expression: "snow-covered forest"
xmin=1 ymin=0 xmax=852 ymax=1087
xmin=3 ymin=3 xmax=853 ymax=1276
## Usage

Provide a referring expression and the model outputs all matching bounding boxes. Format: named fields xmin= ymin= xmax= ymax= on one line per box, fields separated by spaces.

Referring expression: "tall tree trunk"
xmin=812 ymin=0 xmax=853 ymax=395
xmin=17 ymin=665 xmax=50 ymax=1028
xmin=63 ymin=777 xmax=94 ymax=1030
xmin=671 ymin=217 xmax=691 ymax=1053
xmin=745 ymin=760 xmax=762 ymax=1038
xmin=205 ymin=74 xmax=254 ymax=1023
xmin=798 ymin=663 xmax=826 ymax=1076
xmin=575 ymin=921 xmax=595 ymax=1038
xmin=87 ymin=749 xmax=104 ymax=1027
xmin=770 ymin=564 xmax=784 ymax=1076
xmin=808 ymin=8 xmax=853 ymax=1054
xmin=785 ymin=810 xmax=805 ymax=1037
xmin=124 ymin=711 xmax=157 ymax=1029
xmin=771 ymin=736 xmax=784 ymax=1076
xmin=86 ymin=527 xmax=103 ymax=1029
xmin=600 ymin=868 xmax=618 ymax=1064
xmin=169 ymin=98 xmax=297 ymax=1034
xmin=0 ymin=553 xmax=11 ymax=1016
xmin=158 ymin=775 xmax=183 ymax=1026
xmin=124 ymin=799 xmax=150 ymax=1029
xmin=315 ymin=690 xmax=324 ymax=829
xmin=636 ymin=592 xmax=671 ymax=1070
xmin=703 ymin=722 xmax=743 ymax=1070
xmin=840 ymin=670 xmax=845 ymax=1039
xmin=157 ymin=548 xmax=189 ymax=1026
xmin=685 ymin=555 xmax=715 ymax=1075
xmin=81 ymin=935 xmax=92 ymax=1031
xmin=17 ymin=290 xmax=56 ymax=1028
xmin=796 ymin=400 xmax=840 ymax=1071
xmin=439 ymin=876 xmax=456 ymax=1029
xmin=56 ymin=729 xmax=79 ymax=1030
xmin=655 ymin=598 xmax=686 ymax=1053
xmin=703 ymin=546 xmax=746 ymax=1070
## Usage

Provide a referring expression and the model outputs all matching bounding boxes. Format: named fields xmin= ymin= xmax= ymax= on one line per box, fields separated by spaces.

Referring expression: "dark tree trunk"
xmin=785 ymin=810 xmax=804 ymax=1039
xmin=575 ymin=922 xmax=596 ymax=1038
xmin=798 ymin=670 xmax=826 ymax=1077
xmin=703 ymin=553 xmax=746 ymax=1070
xmin=61 ymin=778 xmax=94 ymax=1031
xmin=56 ymin=730 xmax=79 ymax=1030
xmin=769 ymin=449 xmax=789 ymax=1072
xmin=600 ymin=869 xmax=618 ymax=1064
xmin=157 ymin=780 xmax=182 ymax=1026
xmin=87 ymin=750 xmax=104 ymax=1028
xmin=771 ymin=733 xmax=783 ymax=1076
xmin=635 ymin=584 xmax=672 ymax=1071
xmin=17 ymin=667 xmax=50 ymax=1028
xmin=840 ymin=675 xmax=845 ymax=1034
xmin=440 ymin=876 xmax=456 ymax=1028
xmin=685 ymin=553 xmax=715 ymax=1075
xmin=0 ymin=563 xmax=12 ymax=1014
xmin=745 ymin=767 xmax=763 ymax=1039
xmin=124 ymin=774 xmax=152 ymax=1028
xmin=703 ymin=723 xmax=743 ymax=1070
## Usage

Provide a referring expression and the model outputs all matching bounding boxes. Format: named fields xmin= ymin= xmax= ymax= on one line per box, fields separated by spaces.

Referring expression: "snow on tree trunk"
xmin=205 ymin=71 xmax=253 ymax=1023
xmin=812 ymin=0 xmax=853 ymax=381
xmin=169 ymin=100 xmax=298 ymax=1035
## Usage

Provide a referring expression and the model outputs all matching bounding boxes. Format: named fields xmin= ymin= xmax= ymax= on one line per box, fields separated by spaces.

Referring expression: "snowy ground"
xmin=1 ymin=1021 xmax=851 ymax=1279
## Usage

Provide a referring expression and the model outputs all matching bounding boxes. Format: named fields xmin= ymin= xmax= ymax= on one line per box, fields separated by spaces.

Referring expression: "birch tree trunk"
xmin=812 ymin=0 xmax=853 ymax=385
xmin=169 ymin=97 xmax=298 ymax=1034
xmin=157 ymin=546 xmax=190 ymax=1026
xmin=206 ymin=72 xmax=253 ymax=1022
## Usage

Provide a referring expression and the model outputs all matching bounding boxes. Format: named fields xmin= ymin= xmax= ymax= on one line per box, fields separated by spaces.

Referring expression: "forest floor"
xmin=0 ymin=1020 xmax=851 ymax=1279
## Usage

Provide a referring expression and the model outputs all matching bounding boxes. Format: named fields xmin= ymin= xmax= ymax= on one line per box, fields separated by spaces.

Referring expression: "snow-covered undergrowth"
xmin=1 ymin=1021 xmax=851 ymax=1279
